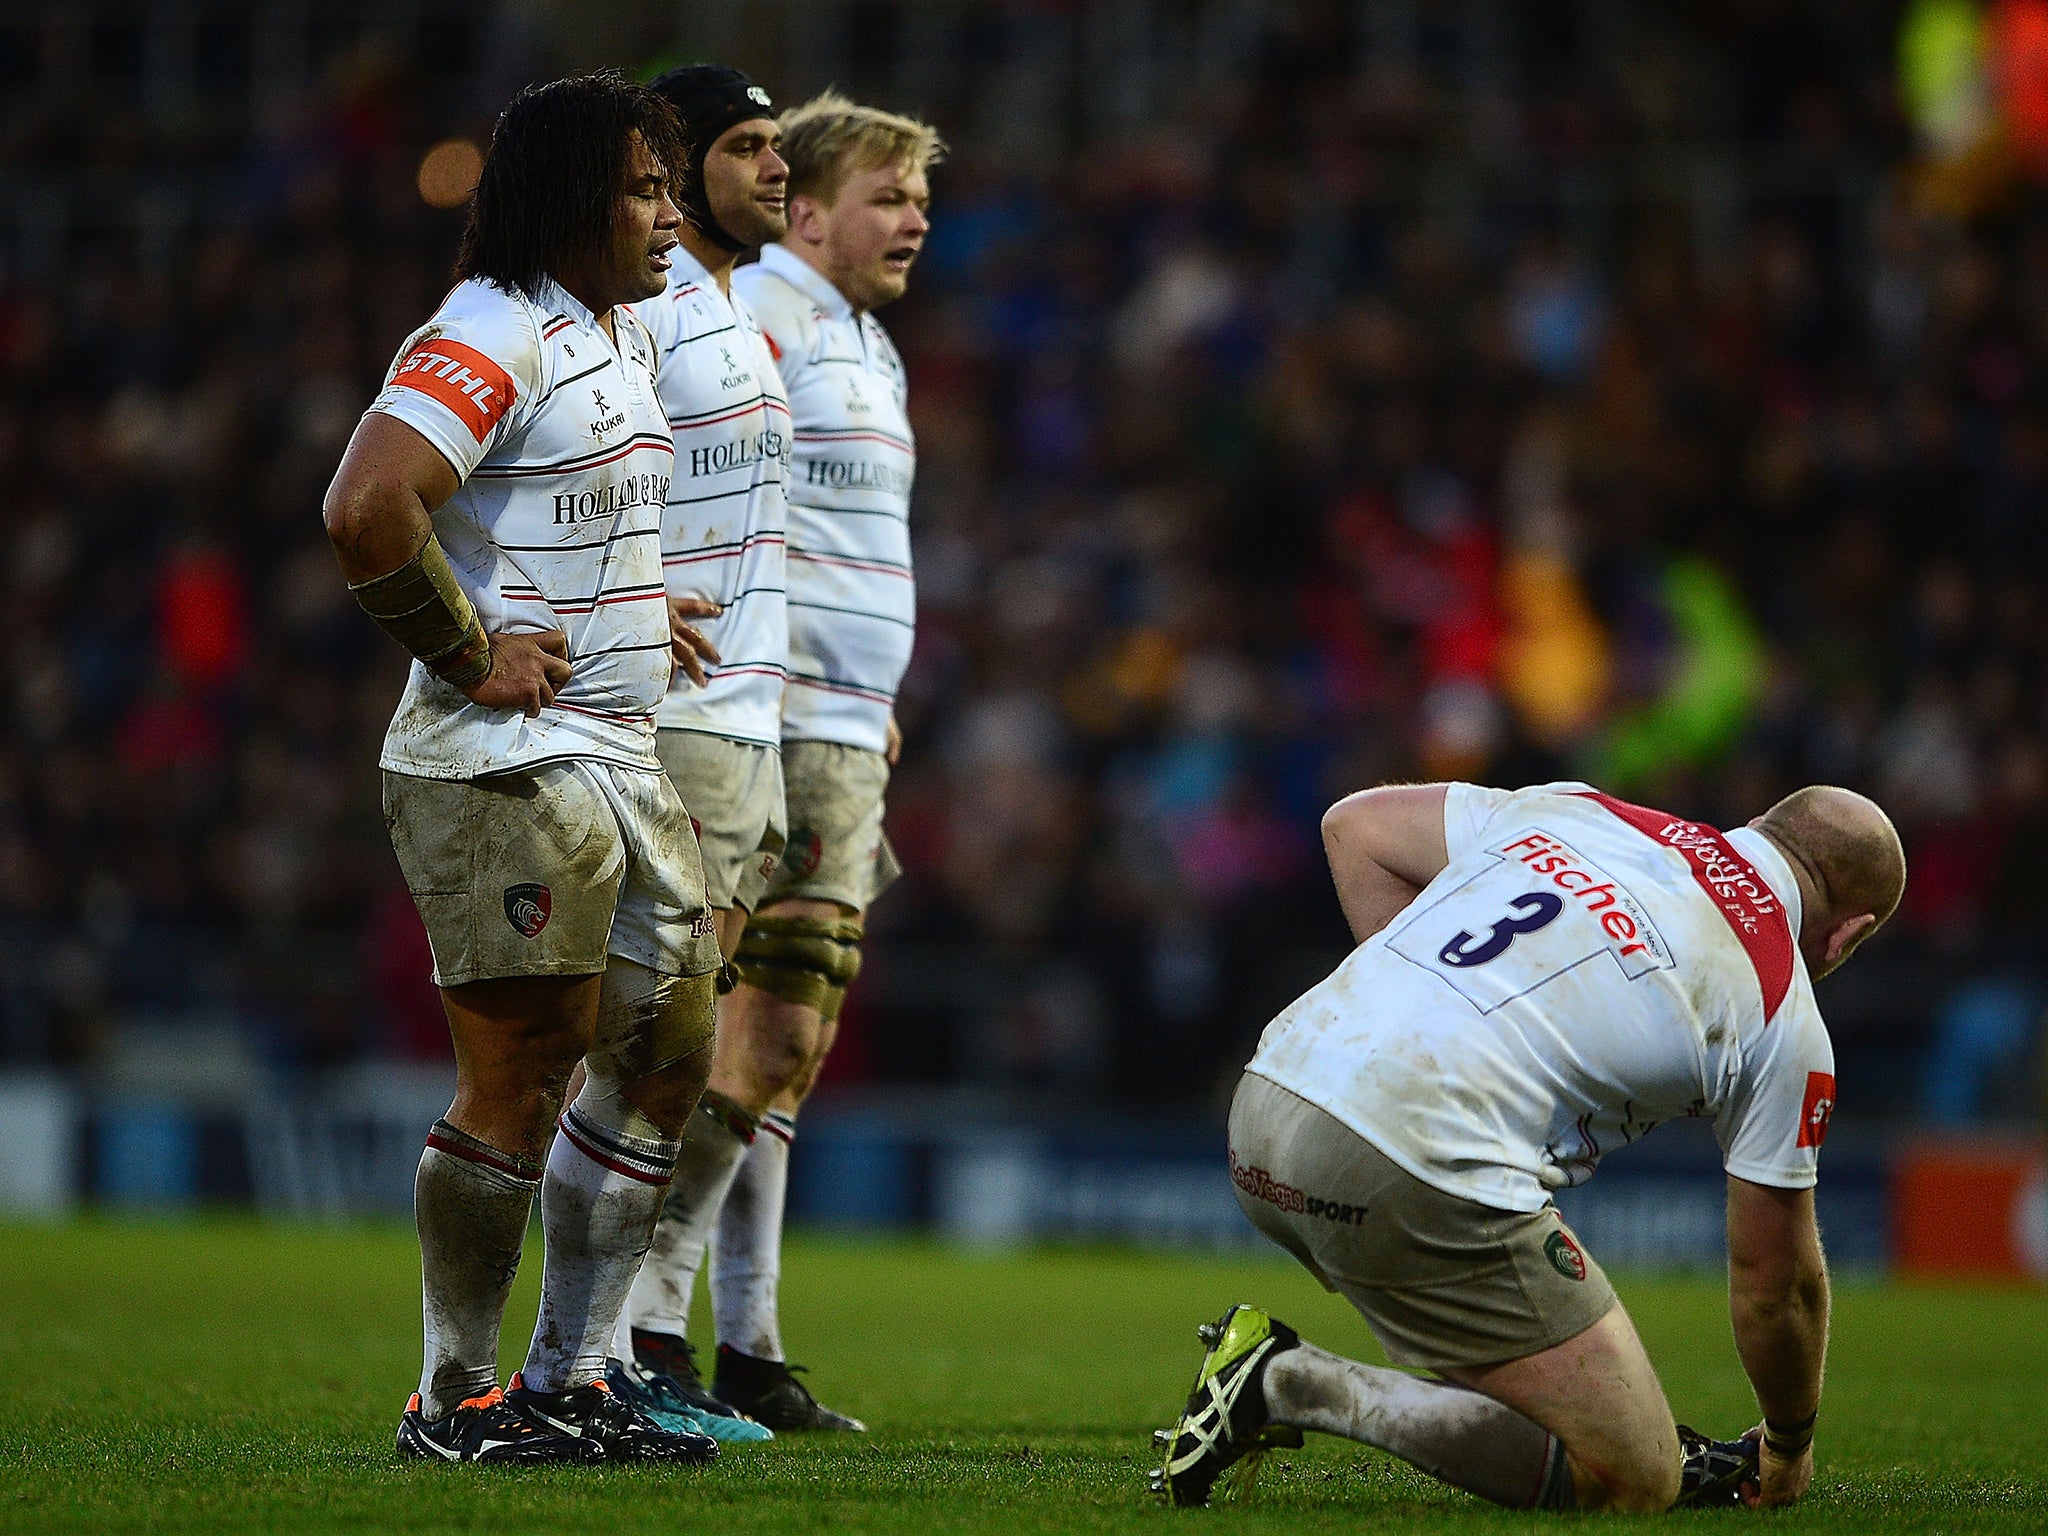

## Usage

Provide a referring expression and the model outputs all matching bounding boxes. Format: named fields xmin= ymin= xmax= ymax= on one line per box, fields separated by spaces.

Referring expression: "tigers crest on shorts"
xmin=1544 ymin=1227 xmax=1588 ymax=1282
xmin=504 ymin=882 xmax=552 ymax=938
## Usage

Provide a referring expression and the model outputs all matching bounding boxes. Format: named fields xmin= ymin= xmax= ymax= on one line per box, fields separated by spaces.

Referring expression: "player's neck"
xmin=783 ymin=238 xmax=863 ymax=315
xmin=676 ymin=226 xmax=737 ymax=293
xmin=550 ymin=266 xmax=620 ymax=339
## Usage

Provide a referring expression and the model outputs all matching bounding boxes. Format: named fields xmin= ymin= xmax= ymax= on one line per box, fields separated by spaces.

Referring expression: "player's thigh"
xmin=383 ymin=764 xmax=627 ymax=988
xmin=654 ymin=728 xmax=786 ymax=931
xmin=1227 ymin=1074 xmax=1618 ymax=1371
xmin=762 ymin=740 xmax=897 ymax=910
xmin=585 ymin=761 xmax=724 ymax=983
xmin=1445 ymin=1305 xmax=1680 ymax=1511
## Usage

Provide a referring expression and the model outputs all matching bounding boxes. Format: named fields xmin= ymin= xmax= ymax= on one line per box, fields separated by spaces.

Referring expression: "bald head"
xmin=1750 ymin=786 xmax=1906 ymax=979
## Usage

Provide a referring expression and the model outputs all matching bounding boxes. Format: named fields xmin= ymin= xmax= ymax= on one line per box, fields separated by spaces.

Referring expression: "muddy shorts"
xmin=1227 ymin=1072 xmax=1616 ymax=1372
xmin=758 ymin=739 xmax=901 ymax=912
xmin=655 ymin=729 xmax=786 ymax=913
xmin=383 ymin=759 xmax=722 ymax=988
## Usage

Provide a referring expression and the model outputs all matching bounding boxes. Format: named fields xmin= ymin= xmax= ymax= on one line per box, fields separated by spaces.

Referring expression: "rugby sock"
xmin=519 ymin=1102 xmax=681 ymax=1393
xmin=1264 ymin=1341 xmax=1576 ymax=1510
xmin=711 ymin=1108 xmax=795 ymax=1360
xmin=413 ymin=1119 xmax=540 ymax=1419
xmin=622 ymin=1091 xmax=758 ymax=1343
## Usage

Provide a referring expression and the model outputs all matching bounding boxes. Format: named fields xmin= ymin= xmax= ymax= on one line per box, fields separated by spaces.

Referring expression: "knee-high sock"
xmin=711 ymin=1108 xmax=794 ymax=1360
xmin=519 ymin=1102 xmax=681 ymax=1393
xmin=621 ymin=1092 xmax=757 ymax=1344
xmin=414 ymin=1120 xmax=540 ymax=1419
xmin=1264 ymin=1340 xmax=1575 ymax=1510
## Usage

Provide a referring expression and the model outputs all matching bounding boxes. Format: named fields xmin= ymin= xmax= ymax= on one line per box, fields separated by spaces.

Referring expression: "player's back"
xmin=1249 ymin=781 xmax=1831 ymax=1213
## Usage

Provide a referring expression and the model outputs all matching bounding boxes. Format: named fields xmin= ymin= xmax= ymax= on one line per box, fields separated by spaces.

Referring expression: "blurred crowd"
xmin=3 ymin=1 xmax=2045 ymax=1117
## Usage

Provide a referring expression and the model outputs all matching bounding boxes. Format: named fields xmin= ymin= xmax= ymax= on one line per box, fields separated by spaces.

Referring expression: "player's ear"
xmin=787 ymin=191 xmax=827 ymax=244
xmin=1818 ymin=911 xmax=1878 ymax=976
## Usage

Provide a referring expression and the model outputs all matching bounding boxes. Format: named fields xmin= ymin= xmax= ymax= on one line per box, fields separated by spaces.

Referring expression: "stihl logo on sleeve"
xmin=1797 ymin=1071 xmax=1836 ymax=1148
xmin=393 ymin=339 xmax=516 ymax=442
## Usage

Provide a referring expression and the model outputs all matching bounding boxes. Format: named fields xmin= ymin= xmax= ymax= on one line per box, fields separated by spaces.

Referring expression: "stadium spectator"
xmin=0 ymin=3 xmax=2042 ymax=1120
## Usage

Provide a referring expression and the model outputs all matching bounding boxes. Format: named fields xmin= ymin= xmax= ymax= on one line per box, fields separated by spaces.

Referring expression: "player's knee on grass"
xmin=1575 ymin=1445 xmax=1682 ymax=1514
xmin=580 ymin=959 xmax=718 ymax=1140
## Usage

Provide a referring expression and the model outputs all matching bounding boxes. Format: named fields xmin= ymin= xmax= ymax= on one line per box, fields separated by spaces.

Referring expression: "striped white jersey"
xmin=1250 ymin=782 xmax=1837 ymax=1214
xmin=631 ymin=249 xmax=790 ymax=748
xmin=367 ymin=276 xmax=674 ymax=779
xmin=734 ymin=243 xmax=915 ymax=753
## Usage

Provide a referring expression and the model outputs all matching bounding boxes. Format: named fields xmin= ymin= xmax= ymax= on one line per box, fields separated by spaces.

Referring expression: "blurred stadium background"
xmin=0 ymin=0 xmax=2043 ymax=1279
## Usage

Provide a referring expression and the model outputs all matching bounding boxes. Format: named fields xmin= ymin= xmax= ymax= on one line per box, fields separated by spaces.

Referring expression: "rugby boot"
xmin=505 ymin=1372 xmax=718 ymax=1463
xmin=396 ymin=1387 xmax=599 ymax=1465
xmin=630 ymin=1329 xmax=747 ymax=1419
xmin=1674 ymin=1424 xmax=1760 ymax=1507
xmin=1150 ymin=1304 xmax=1304 ymax=1507
xmin=714 ymin=1344 xmax=867 ymax=1432
xmin=606 ymin=1355 xmax=774 ymax=1444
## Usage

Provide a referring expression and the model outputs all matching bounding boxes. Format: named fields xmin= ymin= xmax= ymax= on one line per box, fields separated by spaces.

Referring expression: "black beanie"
xmin=650 ymin=65 xmax=776 ymax=252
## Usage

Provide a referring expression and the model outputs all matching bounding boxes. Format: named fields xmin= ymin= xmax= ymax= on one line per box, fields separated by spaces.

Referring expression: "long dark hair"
xmin=456 ymin=71 xmax=687 ymax=300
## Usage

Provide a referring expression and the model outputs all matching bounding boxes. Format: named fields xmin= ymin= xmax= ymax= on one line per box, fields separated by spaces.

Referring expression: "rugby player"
xmin=323 ymin=73 xmax=724 ymax=1465
xmin=657 ymin=90 xmax=938 ymax=1432
xmin=596 ymin=63 xmax=791 ymax=1446
xmin=1154 ymin=780 xmax=1904 ymax=1512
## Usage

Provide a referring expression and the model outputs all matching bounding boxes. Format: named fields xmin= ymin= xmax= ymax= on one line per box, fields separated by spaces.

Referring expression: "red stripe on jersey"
xmin=1580 ymin=792 xmax=1795 ymax=1021
xmin=392 ymin=339 xmax=516 ymax=442
xmin=763 ymin=330 xmax=783 ymax=361
xmin=550 ymin=700 xmax=656 ymax=724
xmin=788 ymin=550 xmax=911 ymax=578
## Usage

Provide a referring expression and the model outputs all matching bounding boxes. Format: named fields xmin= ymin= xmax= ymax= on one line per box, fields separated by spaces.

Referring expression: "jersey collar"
xmin=756 ymin=242 xmax=854 ymax=321
xmin=666 ymin=242 xmax=721 ymax=297
xmin=536 ymin=276 xmax=602 ymax=332
xmin=1725 ymin=826 xmax=1804 ymax=945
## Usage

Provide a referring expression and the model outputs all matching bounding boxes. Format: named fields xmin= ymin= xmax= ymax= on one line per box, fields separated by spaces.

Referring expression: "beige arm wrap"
xmin=347 ymin=535 xmax=493 ymax=689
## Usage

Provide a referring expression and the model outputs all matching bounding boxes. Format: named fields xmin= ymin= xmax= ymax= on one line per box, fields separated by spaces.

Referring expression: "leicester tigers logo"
xmin=503 ymin=883 xmax=552 ymax=938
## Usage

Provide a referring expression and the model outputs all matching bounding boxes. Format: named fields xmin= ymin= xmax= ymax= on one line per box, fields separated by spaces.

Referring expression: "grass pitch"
xmin=0 ymin=1221 xmax=2043 ymax=1533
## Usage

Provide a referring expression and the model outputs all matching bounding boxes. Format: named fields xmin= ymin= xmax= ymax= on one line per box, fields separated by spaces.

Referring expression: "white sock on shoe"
xmin=414 ymin=1120 xmax=540 ymax=1418
xmin=711 ymin=1108 xmax=794 ymax=1361
xmin=1264 ymin=1340 xmax=1574 ymax=1509
xmin=519 ymin=1102 xmax=681 ymax=1393
xmin=622 ymin=1092 xmax=757 ymax=1341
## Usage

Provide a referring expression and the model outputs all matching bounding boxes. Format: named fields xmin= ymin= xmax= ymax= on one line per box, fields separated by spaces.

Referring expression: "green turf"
xmin=0 ymin=1221 xmax=2043 ymax=1533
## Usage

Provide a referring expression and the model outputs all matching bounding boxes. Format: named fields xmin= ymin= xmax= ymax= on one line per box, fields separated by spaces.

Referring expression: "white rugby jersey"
xmin=733 ymin=243 xmax=915 ymax=753
xmin=1249 ymin=781 xmax=1838 ymax=1213
xmin=367 ymin=277 xmax=673 ymax=779
xmin=631 ymin=249 xmax=789 ymax=748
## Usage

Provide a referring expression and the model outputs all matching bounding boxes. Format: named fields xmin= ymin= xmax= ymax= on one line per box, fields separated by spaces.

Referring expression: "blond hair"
xmin=778 ymin=88 xmax=946 ymax=205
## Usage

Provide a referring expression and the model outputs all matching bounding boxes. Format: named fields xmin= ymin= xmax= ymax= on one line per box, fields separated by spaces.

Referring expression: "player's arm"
xmin=323 ymin=412 xmax=569 ymax=718
xmin=1725 ymin=1175 xmax=1828 ymax=1508
xmin=1320 ymin=783 xmax=1451 ymax=943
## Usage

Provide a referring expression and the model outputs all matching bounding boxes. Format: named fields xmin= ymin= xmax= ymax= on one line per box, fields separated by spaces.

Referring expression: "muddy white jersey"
xmin=367 ymin=276 xmax=674 ymax=779
xmin=1249 ymin=781 xmax=1838 ymax=1214
xmin=631 ymin=249 xmax=789 ymax=748
xmin=734 ymin=243 xmax=914 ymax=753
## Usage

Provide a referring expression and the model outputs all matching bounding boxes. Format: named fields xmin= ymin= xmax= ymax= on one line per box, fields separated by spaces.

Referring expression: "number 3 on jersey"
xmin=1437 ymin=891 xmax=1564 ymax=967
xmin=1387 ymin=828 xmax=1672 ymax=1013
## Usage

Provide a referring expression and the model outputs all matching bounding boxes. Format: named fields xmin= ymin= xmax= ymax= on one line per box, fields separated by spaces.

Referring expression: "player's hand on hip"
xmin=461 ymin=629 xmax=572 ymax=718
xmin=885 ymin=711 xmax=902 ymax=765
xmin=667 ymin=595 xmax=723 ymax=688
xmin=1743 ymin=1427 xmax=1812 ymax=1509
